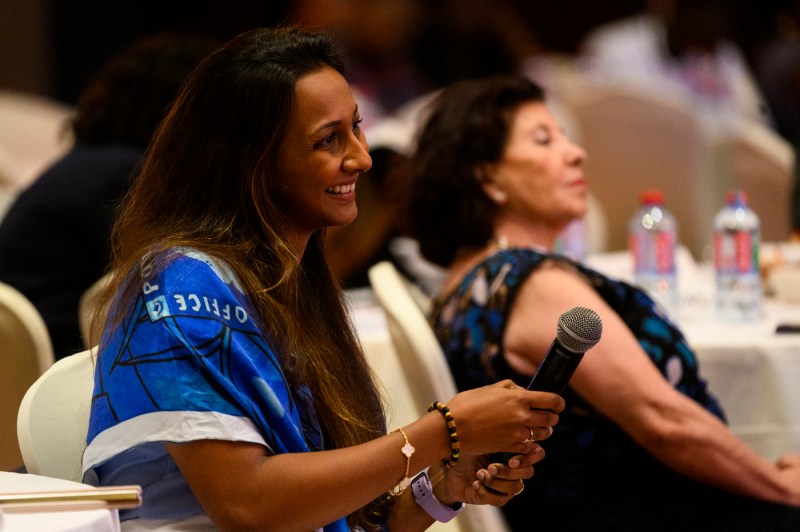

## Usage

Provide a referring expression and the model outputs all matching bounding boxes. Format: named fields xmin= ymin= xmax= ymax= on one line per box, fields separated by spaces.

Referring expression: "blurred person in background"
xmin=288 ymin=0 xmax=429 ymax=130
xmin=579 ymin=0 xmax=772 ymax=131
xmin=289 ymin=0 xmax=535 ymax=128
xmin=0 ymin=32 xmax=219 ymax=360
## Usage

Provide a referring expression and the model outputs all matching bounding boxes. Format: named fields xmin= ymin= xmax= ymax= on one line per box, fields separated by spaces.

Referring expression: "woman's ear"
xmin=475 ymin=163 xmax=507 ymax=205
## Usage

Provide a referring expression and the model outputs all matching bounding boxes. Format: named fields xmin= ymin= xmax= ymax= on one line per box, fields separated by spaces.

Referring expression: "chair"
xmin=717 ymin=119 xmax=796 ymax=243
xmin=0 ymin=183 xmax=17 ymax=225
xmin=0 ymin=281 xmax=54 ymax=471
xmin=17 ymin=347 xmax=95 ymax=482
xmin=367 ymin=261 xmax=511 ymax=532
xmin=564 ymin=81 xmax=718 ymax=259
xmin=78 ymin=273 xmax=112 ymax=350
xmin=367 ymin=261 xmax=458 ymax=408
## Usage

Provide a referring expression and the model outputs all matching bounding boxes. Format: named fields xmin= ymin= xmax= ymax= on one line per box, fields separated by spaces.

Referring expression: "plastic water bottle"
xmin=713 ymin=190 xmax=761 ymax=322
xmin=628 ymin=190 xmax=678 ymax=311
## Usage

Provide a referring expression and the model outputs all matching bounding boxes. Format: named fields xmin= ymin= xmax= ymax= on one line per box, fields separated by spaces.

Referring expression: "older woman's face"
xmin=484 ymin=101 xmax=587 ymax=229
xmin=277 ymin=66 xmax=372 ymax=250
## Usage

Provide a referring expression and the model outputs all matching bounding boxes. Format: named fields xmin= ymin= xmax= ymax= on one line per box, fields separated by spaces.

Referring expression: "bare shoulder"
xmin=503 ymin=259 xmax=603 ymax=374
xmin=516 ymin=258 xmax=598 ymax=303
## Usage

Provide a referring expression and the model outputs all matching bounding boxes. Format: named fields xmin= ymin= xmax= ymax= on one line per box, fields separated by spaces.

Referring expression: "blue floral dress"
xmin=429 ymin=248 xmax=800 ymax=530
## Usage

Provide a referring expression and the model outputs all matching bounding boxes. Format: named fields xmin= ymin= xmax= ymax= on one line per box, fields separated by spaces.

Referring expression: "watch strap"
xmin=411 ymin=468 xmax=466 ymax=522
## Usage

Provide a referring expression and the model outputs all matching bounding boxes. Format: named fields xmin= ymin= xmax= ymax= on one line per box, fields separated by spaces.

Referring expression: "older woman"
xmin=406 ymin=74 xmax=800 ymax=530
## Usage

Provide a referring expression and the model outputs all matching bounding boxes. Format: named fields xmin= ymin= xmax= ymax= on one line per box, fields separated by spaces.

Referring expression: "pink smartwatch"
xmin=411 ymin=468 xmax=466 ymax=522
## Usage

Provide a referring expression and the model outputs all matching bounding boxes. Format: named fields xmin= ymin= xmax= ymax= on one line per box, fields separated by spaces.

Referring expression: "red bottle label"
xmin=655 ymin=231 xmax=674 ymax=273
xmin=734 ymin=231 xmax=752 ymax=272
xmin=630 ymin=231 xmax=674 ymax=273
xmin=714 ymin=230 xmax=756 ymax=273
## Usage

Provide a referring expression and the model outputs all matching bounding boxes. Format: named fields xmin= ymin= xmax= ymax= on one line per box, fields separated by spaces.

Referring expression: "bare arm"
xmin=167 ymin=381 xmax=564 ymax=531
xmin=503 ymin=261 xmax=800 ymax=506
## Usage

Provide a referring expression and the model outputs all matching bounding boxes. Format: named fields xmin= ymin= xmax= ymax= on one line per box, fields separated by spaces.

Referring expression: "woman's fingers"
xmin=467 ymin=480 xmax=514 ymax=505
xmin=491 ymin=443 xmax=545 ymax=469
xmin=446 ymin=383 xmax=562 ymax=456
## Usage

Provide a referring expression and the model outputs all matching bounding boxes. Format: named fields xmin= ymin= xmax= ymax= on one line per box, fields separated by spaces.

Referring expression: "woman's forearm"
xmin=168 ymin=383 xmax=561 ymax=530
xmin=167 ymin=412 xmax=453 ymax=531
xmin=623 ymin=392 xmax=800 ymax=506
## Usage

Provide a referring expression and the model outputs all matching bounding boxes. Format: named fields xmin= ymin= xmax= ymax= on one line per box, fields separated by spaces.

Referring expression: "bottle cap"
xmin=640 ymin=189 xmax=664 ymax=205
xmin=725 ymin=190 xmax=748 ymax=205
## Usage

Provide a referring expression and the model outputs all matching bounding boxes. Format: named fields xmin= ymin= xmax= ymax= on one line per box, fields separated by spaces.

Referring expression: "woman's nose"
xmin=567 ymin=140 xmax=587 ymax=165
xmin=344 ymin=136 xmax=372 ymax=174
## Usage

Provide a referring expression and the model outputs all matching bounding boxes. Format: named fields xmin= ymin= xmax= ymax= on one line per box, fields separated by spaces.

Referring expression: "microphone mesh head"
xmin=556 ymin=306 xmax=603 ymax=353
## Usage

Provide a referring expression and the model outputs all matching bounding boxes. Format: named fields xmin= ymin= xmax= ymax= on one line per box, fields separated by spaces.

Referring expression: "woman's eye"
xmin=352 ymin=118 xmax=363 ymax=133
xmin=314 ymin=133 xmax=338 ymax=149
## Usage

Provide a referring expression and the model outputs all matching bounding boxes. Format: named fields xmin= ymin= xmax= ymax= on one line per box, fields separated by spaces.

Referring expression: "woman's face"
xmin=277 ymin=66 xmax=372 ymax=251
xmin=482 ymin=101 xmax=587 ymax=229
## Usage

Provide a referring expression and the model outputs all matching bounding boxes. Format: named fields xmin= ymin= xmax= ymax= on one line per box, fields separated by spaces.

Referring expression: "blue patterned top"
xmin=82 ymin=249 xmax=347 ymax=531
xmin=431 ymin=248 xmax=725 ymax=504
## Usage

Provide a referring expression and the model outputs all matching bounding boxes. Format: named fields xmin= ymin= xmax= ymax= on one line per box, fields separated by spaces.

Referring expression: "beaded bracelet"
xmin=427 ymin=401 xmax=459 ymax=466
xmin=389 ymin=427 xmax=415 ymax=495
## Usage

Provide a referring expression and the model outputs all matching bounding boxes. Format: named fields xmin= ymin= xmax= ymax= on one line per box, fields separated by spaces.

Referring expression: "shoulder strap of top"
xmin=441 ymin=247 xmax=551 ymax=309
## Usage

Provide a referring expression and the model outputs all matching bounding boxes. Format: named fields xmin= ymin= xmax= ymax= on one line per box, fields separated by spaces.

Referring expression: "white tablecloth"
xmin=0 ymin=472 xmax=121 ymax=532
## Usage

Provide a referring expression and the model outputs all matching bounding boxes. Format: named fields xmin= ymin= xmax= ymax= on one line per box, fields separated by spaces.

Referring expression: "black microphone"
xmin=493 ymin=306 xmax=603 ymax=464
xmin=522 ymin=305 xmax=603 ymax=394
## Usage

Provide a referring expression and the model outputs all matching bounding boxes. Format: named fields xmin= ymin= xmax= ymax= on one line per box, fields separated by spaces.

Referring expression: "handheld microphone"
xmin=522 ymin=305 xmax=603 ymax=393
xmin=493 ymin=306 xmax=602 ymax=464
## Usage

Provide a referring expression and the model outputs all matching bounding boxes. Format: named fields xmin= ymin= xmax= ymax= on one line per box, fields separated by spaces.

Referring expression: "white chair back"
xmin=718 ymin=119 xmax=796 ymax=242
xmin=17 ymin=348 xmax=95 ymax=482
xmin=565 ymin=81 xmax=717 ymax=259
xmin=366 ymin=261 xmax=510 ymax=532
xmin=0 ymin=281 xmax=54 ymax=471
xmin=367 ymin=262 xmax=457 ymax=406
xmin=0 ymin=185 xmax=17 ymax=225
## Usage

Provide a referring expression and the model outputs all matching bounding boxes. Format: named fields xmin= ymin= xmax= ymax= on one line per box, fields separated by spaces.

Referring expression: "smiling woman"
xmin=275 ymin=65 xmax=371 ymax=249
xmin=80 ymin=27 xmax=565 ymax=531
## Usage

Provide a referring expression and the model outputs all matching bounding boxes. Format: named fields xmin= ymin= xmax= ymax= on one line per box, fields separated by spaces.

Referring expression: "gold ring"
xmin=513 ymin=481 xmax=525 ymax=496
xmin=522 ymin=428 xmax=536 ymax=445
